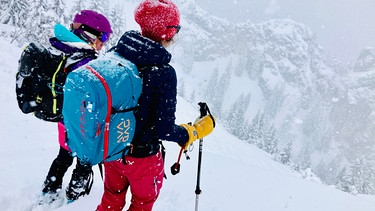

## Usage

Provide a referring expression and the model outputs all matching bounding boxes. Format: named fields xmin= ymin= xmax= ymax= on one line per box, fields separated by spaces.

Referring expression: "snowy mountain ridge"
xmin=172 ymin=1 xmax=375 ymax=192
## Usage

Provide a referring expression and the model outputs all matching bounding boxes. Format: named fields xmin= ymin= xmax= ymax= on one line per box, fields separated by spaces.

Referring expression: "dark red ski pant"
xmin=96 ymin=152 xmax=164 ymax=211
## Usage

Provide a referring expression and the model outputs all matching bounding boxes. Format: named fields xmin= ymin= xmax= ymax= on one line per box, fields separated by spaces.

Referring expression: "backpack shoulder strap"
xmin=85 ymin=65 xmax=112 ymax=161
xmin=51 ymin=55 xmax=67 ymax=114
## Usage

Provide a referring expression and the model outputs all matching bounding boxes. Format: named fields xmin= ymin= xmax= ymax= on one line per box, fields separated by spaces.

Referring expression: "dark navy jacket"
xmin=113 ymin=31 xmax=188 ymax=153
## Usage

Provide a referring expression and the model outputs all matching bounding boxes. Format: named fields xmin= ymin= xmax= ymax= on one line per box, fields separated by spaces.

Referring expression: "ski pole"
xmin=195 ymin=137 xmax=203 ymax=211
xmin=195 ymin=102 xmax=215 ymax=211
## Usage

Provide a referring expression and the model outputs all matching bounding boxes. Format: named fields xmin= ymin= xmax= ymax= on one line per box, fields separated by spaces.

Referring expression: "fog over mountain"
xmin=196 ymin=0 xmax=375 ymax=63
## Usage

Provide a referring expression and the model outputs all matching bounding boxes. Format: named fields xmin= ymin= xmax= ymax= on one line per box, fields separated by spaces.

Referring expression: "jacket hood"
xmin=112 ymin=30 xmax=171 ymax=66
xmin=52 ymin=24 xmax=94 ymax=51
xmin=50 ymin=24 xmax=97 ymax=55
xmin=54 ymin=23 xmax=85 ymax=43
xmin=49 ymin=25 xmax=98 ymax=71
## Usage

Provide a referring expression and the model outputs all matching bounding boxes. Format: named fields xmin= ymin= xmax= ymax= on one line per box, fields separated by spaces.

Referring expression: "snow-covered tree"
xmin=278 ymin=142 xmax=293 ymax=165
xmin=1 ymin=0 xmax=30 ymax=43
xmin=23 ymin=0 xmax=55 ymax=44
xmin=226 ymin=93 xmax=250 ymax=139
xmin=336 ymin=167 xmax=352 ymax=193
xmin=336 ymin=158 xmax=375 ymax=195
xmin=69 ymin=0 xmax=87 ymax=20
xmin=50 ymin=0 xmax=68 ymax=25
xmin=0 ymin=0 xmax=29 ymax=25
xmin=107 ymin=3 xmax=126 ymax=48
xmin=350 ymin=159 xmax=375 ymax=194
xmin=263 ymin=125 xmax=279 ymax=155
xmin=248 ymin=111 xmax=266 ymax=144
xmin=205 ymin=67 xmax=230 ymax=119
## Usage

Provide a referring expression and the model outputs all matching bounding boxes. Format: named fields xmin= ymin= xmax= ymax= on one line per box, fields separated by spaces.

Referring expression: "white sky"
xmin=196 ymin=0 xmax=375 ymax=64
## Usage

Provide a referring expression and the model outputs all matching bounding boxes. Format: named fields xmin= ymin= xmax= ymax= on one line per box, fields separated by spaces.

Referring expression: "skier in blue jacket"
xmin=96 ymin=0 xmax=215 ymax=210
xmin=39 ymin=10 xmax=112 ymax=205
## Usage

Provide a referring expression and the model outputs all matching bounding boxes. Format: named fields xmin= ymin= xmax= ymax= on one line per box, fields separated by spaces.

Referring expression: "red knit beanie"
xmin=135 ymin=0 xmax=180 ymax=42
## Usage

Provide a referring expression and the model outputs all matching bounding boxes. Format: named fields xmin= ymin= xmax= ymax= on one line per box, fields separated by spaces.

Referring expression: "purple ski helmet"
xmin=74 ymin=10 xmax=112 ymax=33
xmin=73 ymin=10 xmax=112 ymax=43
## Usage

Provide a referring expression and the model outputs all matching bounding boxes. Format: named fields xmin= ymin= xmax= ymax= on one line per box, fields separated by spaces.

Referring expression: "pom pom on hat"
xmin=135 ymin=0 xmax=180 ymax=42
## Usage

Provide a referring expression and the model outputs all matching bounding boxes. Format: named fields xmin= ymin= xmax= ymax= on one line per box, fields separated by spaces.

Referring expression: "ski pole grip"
xmin=198 ymin=102 xmax=215 ymax=128
xmin=198 ymin=102 xmax=207 ymax=118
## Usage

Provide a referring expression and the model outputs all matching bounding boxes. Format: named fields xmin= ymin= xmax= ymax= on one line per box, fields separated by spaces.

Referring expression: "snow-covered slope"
xmin=1 ymin=31 xmax=375 ymax=211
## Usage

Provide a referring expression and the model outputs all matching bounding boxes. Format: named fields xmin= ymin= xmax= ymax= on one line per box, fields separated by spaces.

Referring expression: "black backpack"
xmin=16 ymin=42 xmax=81 ymax=122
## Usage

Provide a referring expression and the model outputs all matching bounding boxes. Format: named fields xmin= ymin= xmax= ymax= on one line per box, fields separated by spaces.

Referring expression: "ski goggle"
xmin=73 ymin=24 xmax=111 ymax=43
xmin=166 ymin=25 xmax=181 ymax=34
xmin=99 ymin=32 xmax=110 ymax=43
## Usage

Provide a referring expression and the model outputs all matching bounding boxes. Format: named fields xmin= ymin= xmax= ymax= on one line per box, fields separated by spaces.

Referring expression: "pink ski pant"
xmin=96 ymin=152 xmax=164 ymax=211
xmin=57 ymin=122 xmax=69 ymax=151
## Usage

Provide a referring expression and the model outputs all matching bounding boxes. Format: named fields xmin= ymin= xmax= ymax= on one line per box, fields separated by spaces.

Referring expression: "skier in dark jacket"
xmin=39 ymin=10 xmax=112 ymax=205
xmin=96 ymin=0 xmax=215 ymax=210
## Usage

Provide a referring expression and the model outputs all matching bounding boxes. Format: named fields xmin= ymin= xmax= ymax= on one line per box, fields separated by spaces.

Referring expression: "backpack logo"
xmin=117 ymin=120 xmax=131 ymax=143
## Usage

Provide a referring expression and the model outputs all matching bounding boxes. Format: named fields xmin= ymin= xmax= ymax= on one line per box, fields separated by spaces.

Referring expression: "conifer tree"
xmin=24 ymin=0 xmax=54 ymax=44
xmin=279 ymin=142 xmax=293 ymax=165
xmin=348 ymin=158 xmax=375 ymax=194
xmin=69 ymin=0 xmax=87 ymax=20
xmin=336 ymin=167 xmax=351 ymax=193
xmin=87 ymin=0 xmax=109 ymax=18
xmin=50 ymin=0 xmax=68 ymax=25
xmin=107 ymin=3 xmax=126 ymax=48
xmin=0 ymin=0 xmax=29 ymax=25
xmin=249 ymin=111 xmax=265 ymax=144
xmin=226 ymin=94 xmax=250 ymax=139
xmin=1 ymin=0 xmax=30 ymax=43
xmin=214 ymin=67 xmax=231 ymax=117
xmin=263 ymin=125 xmax=279 ymax=155
xmin=205 ymin=67 xmax=229 ymax=118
